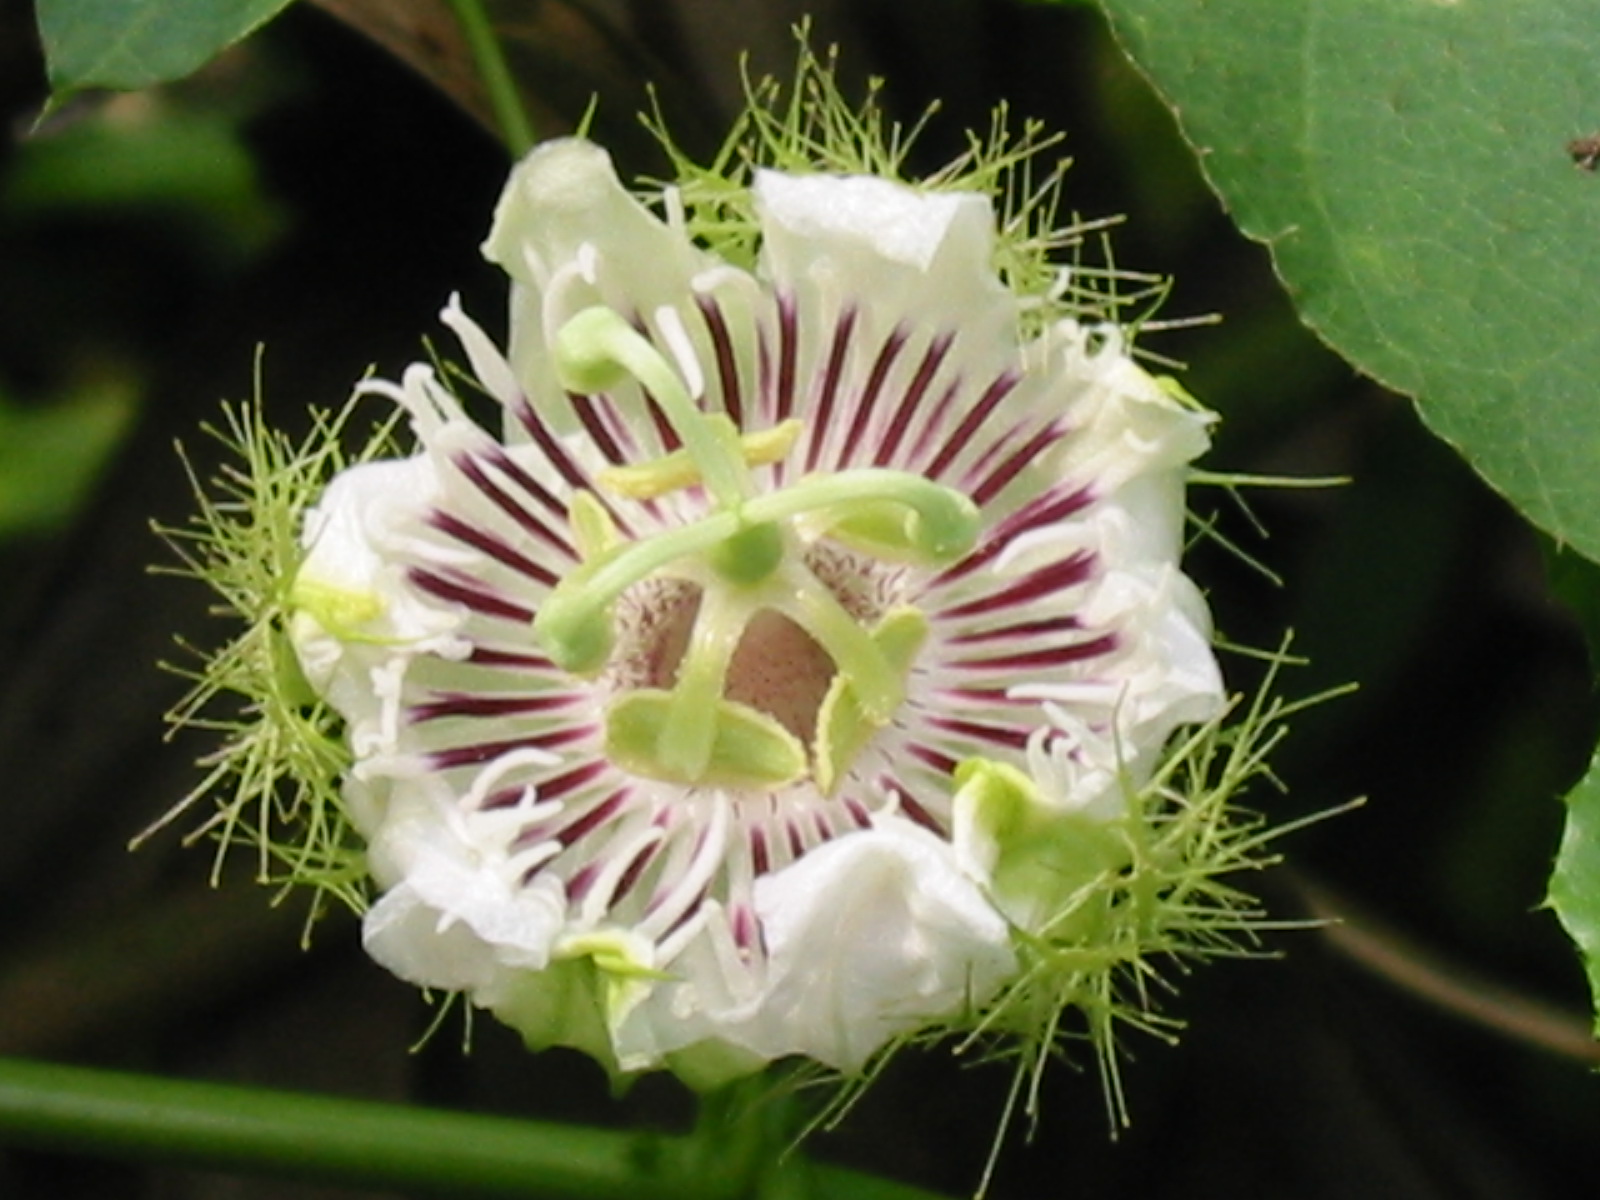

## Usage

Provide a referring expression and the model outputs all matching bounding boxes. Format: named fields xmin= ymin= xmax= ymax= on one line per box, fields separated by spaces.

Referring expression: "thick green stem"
xmin=660 ymin=586 xmax=749 ymax=779
xmin=445 ymin=0 xmax=536 ymax=156
xmin=0 ymin=1057 xmax=952 ymax=1200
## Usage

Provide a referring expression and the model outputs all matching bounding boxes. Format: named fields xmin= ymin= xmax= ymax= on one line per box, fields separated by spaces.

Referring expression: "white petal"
xmin=1038 ymin=326 xmax=1214 ymax=491
xmin=483 ymin=140 xmax=694 ymax=293
xmin=756 ymin=171 xmax=991 ymax=274
xmin=290 ymin=456 xmax=469 ymax=724
xmin=363 ymin=883 xmax=505 ymax=993
xmin=481 ymin=139 xmax=710 ymax=435
xmin=295 ymin=458 xmax=436 ymax=612
xmin=754 ymin=170 xmax=1015 ymax=341
xmin=362 ymin=793 xmax=568 ymax=992
xmin=746 ymin=821 xmax=1015 ymax=1071
xmin=597 ymin=822 xmax=1017 ymax=1076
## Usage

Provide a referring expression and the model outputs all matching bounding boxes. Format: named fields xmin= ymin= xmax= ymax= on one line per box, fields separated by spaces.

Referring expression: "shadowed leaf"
xmin=37 ymin=0 xmax=294 ymax=94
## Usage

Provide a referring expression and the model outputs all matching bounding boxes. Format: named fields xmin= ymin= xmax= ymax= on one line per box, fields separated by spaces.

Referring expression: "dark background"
xmin=1 ymin=1 xmax=1596 ymax=1196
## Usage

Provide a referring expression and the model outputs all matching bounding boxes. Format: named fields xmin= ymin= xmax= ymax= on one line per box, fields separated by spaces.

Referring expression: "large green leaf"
xmin=37 ymin=0 xmax=294 ymax=95
xmin=1090 ymin=0 xmax=1600 ymax=1027
xmin=1094 ymin=0 xmax=1600 ymax=562
xmin=1550 ymin=752 xmax=1600 ymax=1030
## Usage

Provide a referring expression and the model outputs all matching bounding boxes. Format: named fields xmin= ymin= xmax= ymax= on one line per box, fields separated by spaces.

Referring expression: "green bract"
xmin=151 ymin=389 xmax=394 ymax=917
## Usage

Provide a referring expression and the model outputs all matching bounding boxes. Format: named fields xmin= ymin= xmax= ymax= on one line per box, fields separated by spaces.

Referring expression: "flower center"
xmin=725 ymin=611 xmax=836 ymax=745
xmin=536 ymin=305 xmax=982 ymax=794
xmin=611 ymin=546 xmax=893 ymax=751
xmin=613 ymin=591 xmax=835 ymax=744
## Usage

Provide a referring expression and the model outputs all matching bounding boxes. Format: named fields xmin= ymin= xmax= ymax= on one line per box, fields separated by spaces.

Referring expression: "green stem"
xmin=445 ymin=0 xmax=536 ymax=156
xmin=660 ymin=586 xmax=750 ymax=779
xmin=0 ymin=1057 xmax=952 ymax=1200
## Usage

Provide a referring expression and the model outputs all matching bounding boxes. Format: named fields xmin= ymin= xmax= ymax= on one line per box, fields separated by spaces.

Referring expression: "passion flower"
xmin=162 ymin=53 xmax=1290 ymax=1102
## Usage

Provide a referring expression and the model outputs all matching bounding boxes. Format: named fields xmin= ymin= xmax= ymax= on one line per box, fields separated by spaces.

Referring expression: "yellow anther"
xmin=289 ymin=577 xmax=384 ymax=632
xmin=569 ymin=490 xmax=622 ymax=560
xmin=598 ymin=419 xmax=804 ymax=500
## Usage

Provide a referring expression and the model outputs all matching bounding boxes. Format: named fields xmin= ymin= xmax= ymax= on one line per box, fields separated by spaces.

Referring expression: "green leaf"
xmin=1550 ymin=751 xmax=1600 ymax=1033
xmin=37 ymin=0 xmax=294 ymax=95
xmin=1093 ymin=0 xmax=1600 ymax=562
xmin=2 ymin=104 xmax=284 ymax=263
xmin=0 ymin=388 xmax=135 ymax=537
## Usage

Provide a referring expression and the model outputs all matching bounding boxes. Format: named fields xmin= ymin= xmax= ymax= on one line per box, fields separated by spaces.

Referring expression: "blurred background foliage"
xmin=1 ymin=0 xmax=1597 ymax=1197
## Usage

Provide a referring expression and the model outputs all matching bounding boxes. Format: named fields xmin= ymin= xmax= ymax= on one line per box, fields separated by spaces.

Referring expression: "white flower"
xmin=274 ymin=127 xmax=1225 ymax=1085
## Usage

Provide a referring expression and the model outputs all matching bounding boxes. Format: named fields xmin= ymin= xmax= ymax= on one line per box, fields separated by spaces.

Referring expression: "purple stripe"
xmin=571 ymin=393 xmax=627 ymax=465
xmin=468 ymin=645 xmax=555 ymax=669
xmin=804 ymin=306 xmax=859 ymax=472
xmin=511 ymin=397 xmax=590 ymax=491
xmin=731 ymin=904 xmax=757 ymax=951
xmin=926 ymin=716 xmax=1030 ymax=750
xmin=875 ymin=331 xmax=953 ymax=468
xmin=935 ymin=483 xmax=1094 ymax=586
xmin=611 ymin=839 xmax=661 ymax=908
xmin=697 ymin=294 xmax=744 ymax=427
xmin=838 ymin=327 xmax=908 ymax=466
xmin=481 ymin=786 xmax=534 ymax=812
xmin=948 ymin=614 xmax=1082 ymax=644
xmin=878 ymin=775 xmax=946 ymax=834
xmin=592 ymin=393 xmax=641 ymax=459
xmin=499 ymin=413 xmax=635 ymax=541
xmin=409 ymin=568 xmax=533 ymax=623
xmin=908 ymin=743 xmax=958 ymax=774
xmin=922 ymin=370 xmax=1022 ymax=481
xmin=410 ymin=692 xmax=581 ymax=723
xmin=644 ymin=394 xmax=681 ymax=453
xmin=949 ymin=632 xmax=1119 ymax=672
xmin=427 ymin=511 xmax=559 ymax=586
xmin=936 ymin=551 xmax=1096 ymax=619
xmin=774 ymin=293 xmax=798 ymax=423
xmin=428 ymin=724 xmax=593 ymax=769
xmin=456 ymin=454 xmax=575 ymax=558
xmin=566 ymin=862 xmax=599 ymax=901
xmin=906 ymin=376 xmax=963 ymax=465
xmin=970 ymin=420 xmax=1067 ymax=507
xmin=552 ymin=781 xmax=627 ymax=844
xmin=654 ymin=887 xmax=711 ymax=944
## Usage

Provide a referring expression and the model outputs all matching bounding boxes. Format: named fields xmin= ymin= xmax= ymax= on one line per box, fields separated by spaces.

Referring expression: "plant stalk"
xmin=0 ymin=1057 xmax=950 ymax=1200
xmin=445 ymin=0 xmax=536 ymax=155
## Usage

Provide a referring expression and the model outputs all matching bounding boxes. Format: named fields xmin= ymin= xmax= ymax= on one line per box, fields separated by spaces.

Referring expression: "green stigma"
xmin=553 ymin=306 xmax=753 ymax=509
